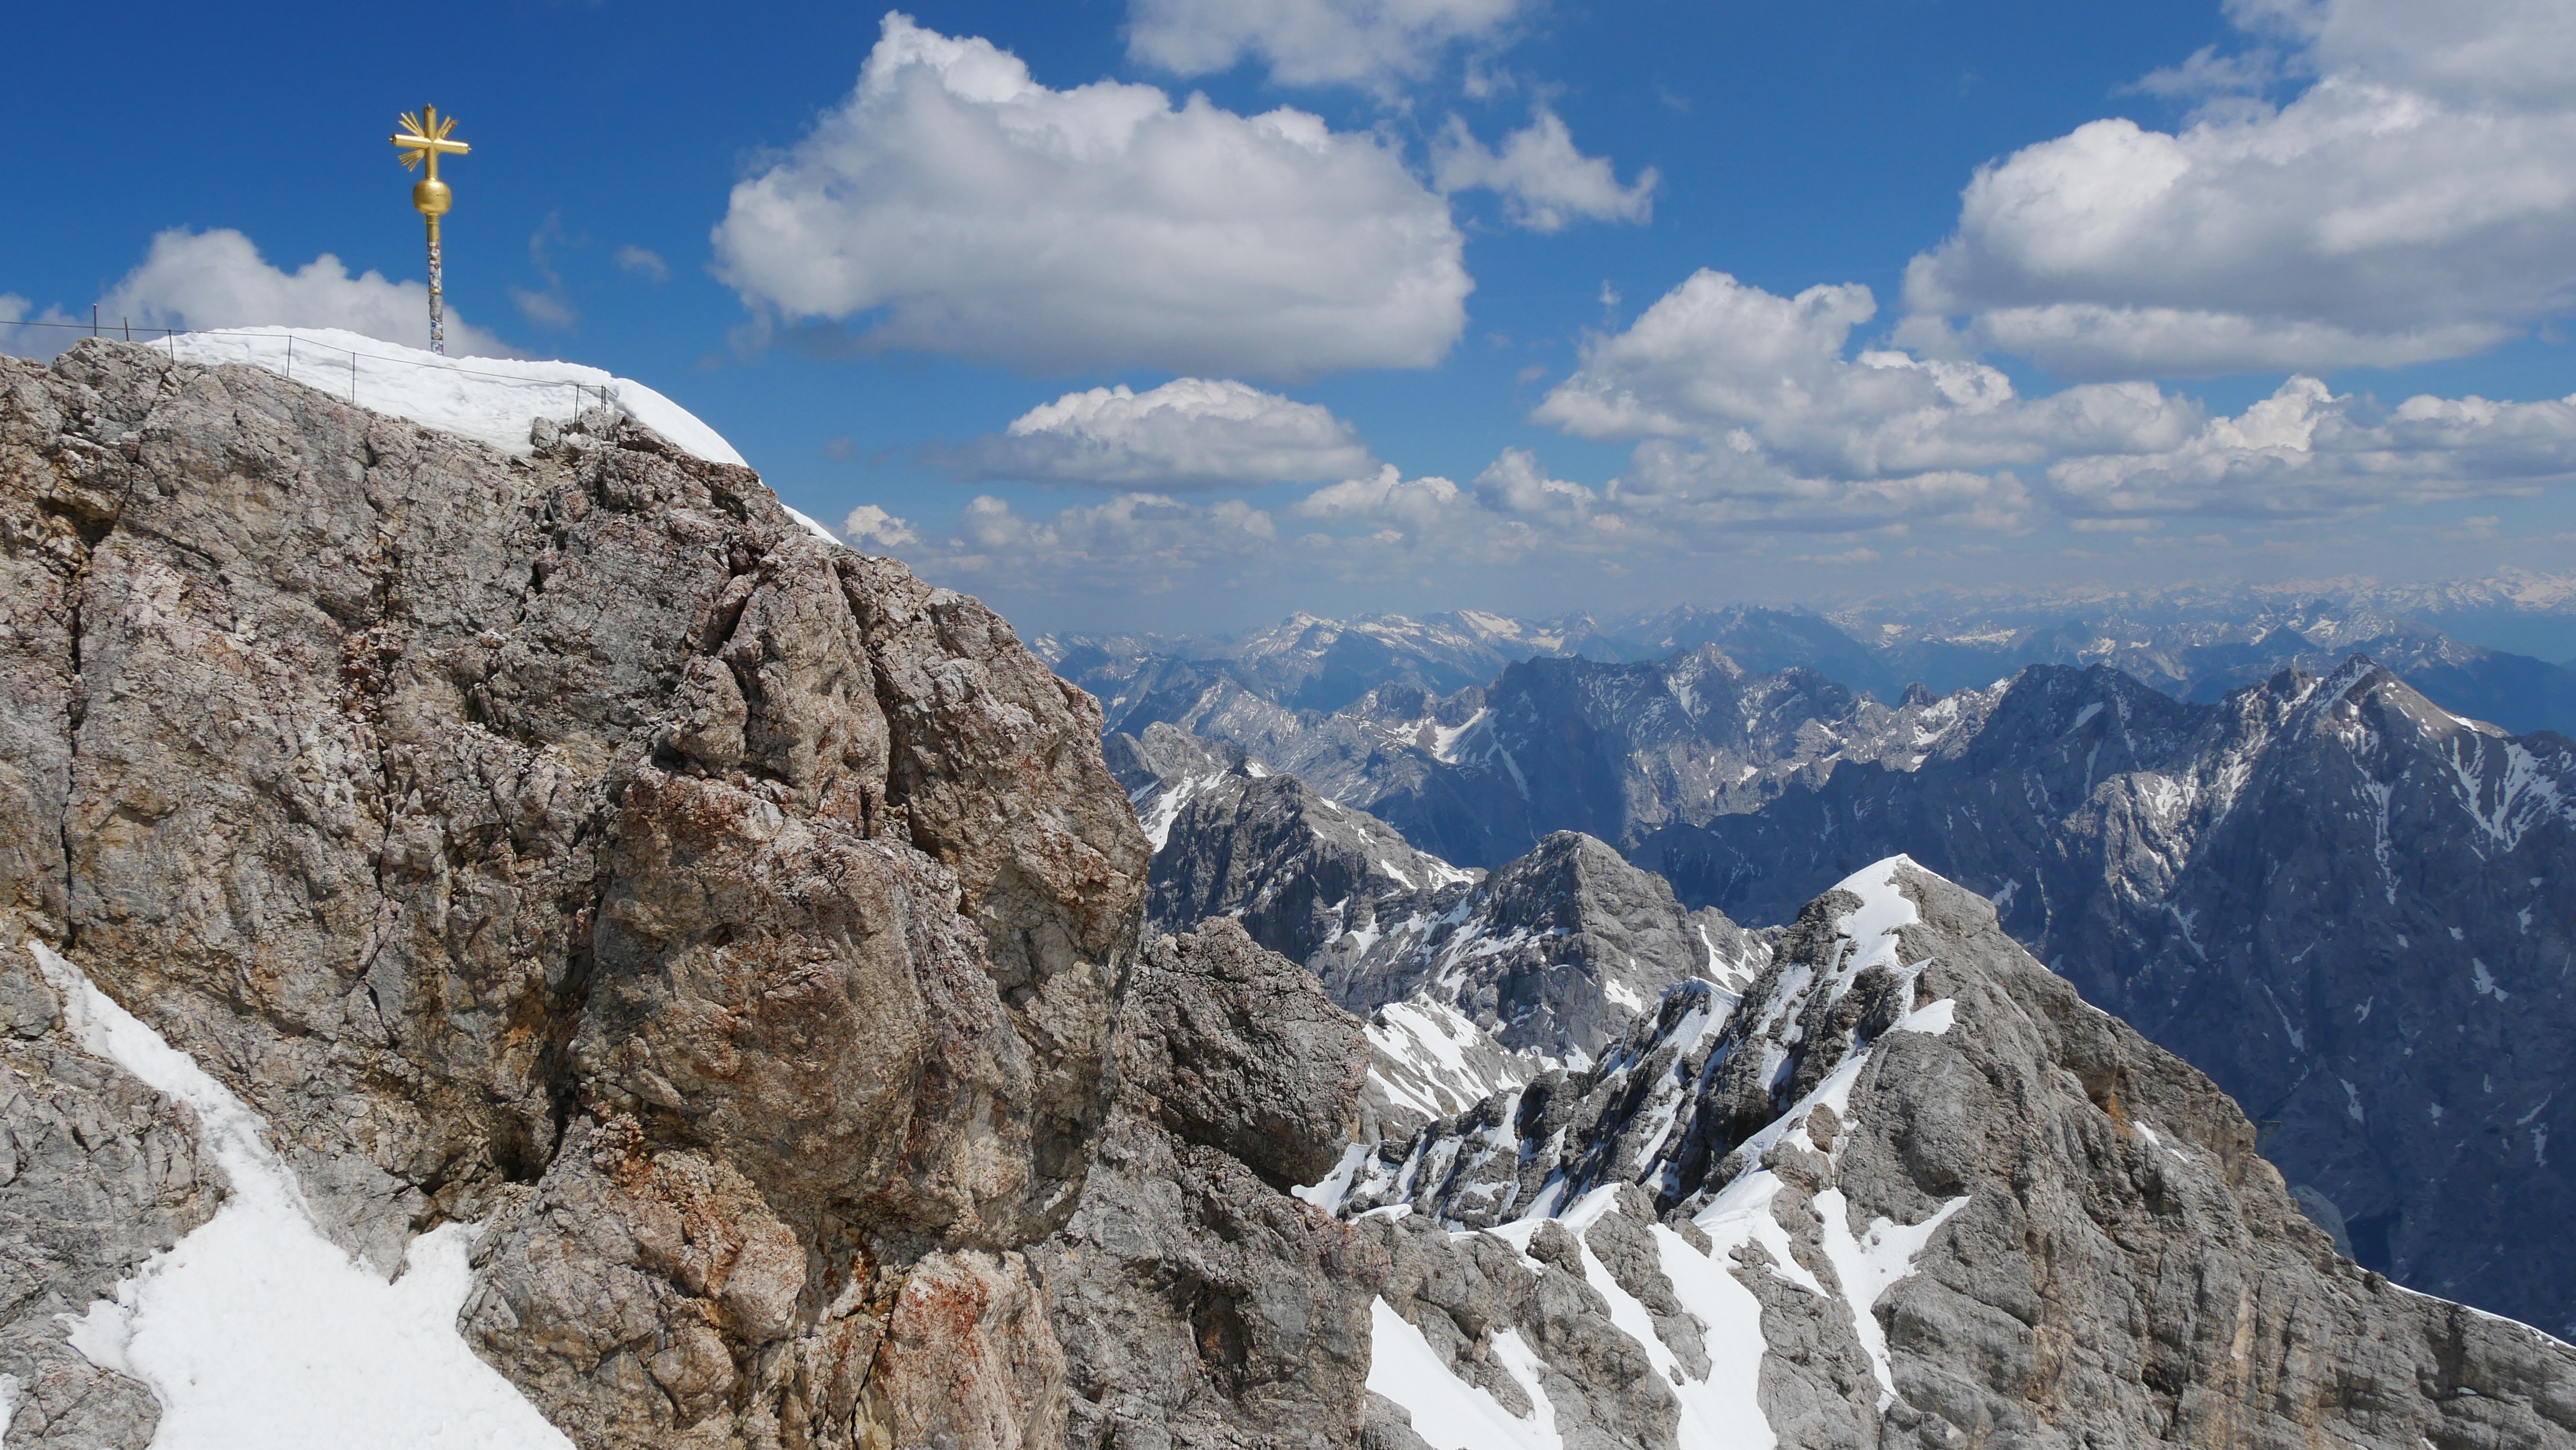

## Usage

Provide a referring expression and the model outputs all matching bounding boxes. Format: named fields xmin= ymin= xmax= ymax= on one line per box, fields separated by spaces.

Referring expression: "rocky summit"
xmin=1 ymin=340 xmax=1153 ymax=1448
xmin=1123 ymin=728 xmax=1769 ymax=1136
xmin=1328 ymin=859 xmax=2576 ymax=1450
xmin=2 ymin=340 xmax=2572 ymax=1450
xmin=1641 ymin=658 xmax=2576 ymax=1339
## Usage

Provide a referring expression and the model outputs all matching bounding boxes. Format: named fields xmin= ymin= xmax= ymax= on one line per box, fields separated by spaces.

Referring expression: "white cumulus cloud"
xmin=1 ymin=295 xmax=81 ymax=359
xmin=711 ymin=13 xmax=1470 ymax=382
xmin=93 ymin=228 xmax=513 ymax=359
xmin=1289 ymin=455 xmax=1653 ymax=570
xmin=1125 ymin=0 xmax=1527 ymax=91
xmin=1902 ymin=0 xmax=2576 ymax=378
xmin=2230 ymin=0 xmax=2576 ymax=111
xmin=936 ymin=378 xmax=1374 ymax=488
xmin=1535 ymin=270 xmax=2200 ymax=478
xmin=1432 ymin=108 xmax=1657 ymax=232
xmin=2048 ymin=378 xmax=2576 ymax=518
xmin=875 ymin=366 xmax=2576 ymax=599
xmin=939 ymin=491 xmax=1283 ymax=594
xmin=1528 ymin=267 xmax=2576 ymax=533
xmin=840 ymin=504 xmax=921 ymax=550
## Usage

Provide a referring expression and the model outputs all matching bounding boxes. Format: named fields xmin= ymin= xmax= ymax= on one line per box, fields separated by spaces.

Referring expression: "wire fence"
xmin=1 ymin=312 xmax=621 ymax=421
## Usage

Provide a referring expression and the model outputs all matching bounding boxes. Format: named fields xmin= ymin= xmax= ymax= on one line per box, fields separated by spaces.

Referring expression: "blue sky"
xmin=8 ymin=0 xmax=2574 ymax=634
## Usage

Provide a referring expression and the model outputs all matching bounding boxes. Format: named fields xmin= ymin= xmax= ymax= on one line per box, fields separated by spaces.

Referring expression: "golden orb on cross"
xmin=390 ymin=106 xmax=473 ymax=353
xmin=392 ymin=106 xmax=469 ymax=214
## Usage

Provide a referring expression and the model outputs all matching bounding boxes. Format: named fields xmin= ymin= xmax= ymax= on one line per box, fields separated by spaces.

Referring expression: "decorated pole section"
xmin=390 ymin=106 xmax=471 ymax=355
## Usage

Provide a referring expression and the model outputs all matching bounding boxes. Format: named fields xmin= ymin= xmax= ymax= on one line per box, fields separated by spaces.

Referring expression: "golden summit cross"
xmin=390 ymin=107 xmax=471 ymax=354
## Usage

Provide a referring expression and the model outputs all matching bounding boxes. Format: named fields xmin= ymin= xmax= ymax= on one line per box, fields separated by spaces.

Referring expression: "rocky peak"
xmin=1335 ymin=858 xmax=2576 ymax=1449
xmin=0 ymin=339 xmax=1147 ymax=1447
xmin=1643 ymin=651 xmax=2576 ymax=1338
xmin=1144 ymin=758 xmax=1466 ymax=968
xmin=1033 ymin=917 xmax=1380 ymax=1449
xmin=1124 ymin=733 xmax=1768 ymax=1138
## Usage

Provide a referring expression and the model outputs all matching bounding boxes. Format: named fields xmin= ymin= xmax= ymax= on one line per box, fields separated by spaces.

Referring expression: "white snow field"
xmin=153 ymin=327 xmax=843 ymax=548
xmin=29 ymin=944 xmax=573 ymax=1450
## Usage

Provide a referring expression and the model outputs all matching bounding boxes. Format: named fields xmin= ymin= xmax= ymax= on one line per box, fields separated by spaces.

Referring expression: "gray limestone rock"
xmin=1120 ymin=919 xmax=1370 ymax=1190
xmin=0 ymin=940 xmax=226 ymax=1450
xmin=1032 ymin=920 xmax=1379 ymax=1449
xmin=1363 ymin=1200 xmax=1687 ymax=1450
xmin=1643 ymin=658 xmax=2576 ymax=1337
xmin=1143 ymin=755 xmax=1467 ymax=971
xmin=0 ymin=340 xmax=1147 ymax=1449
xmin=1131 ymin=739 xmax=1769 ymax=1135
xmin=1359 ymin=1392 xmax=1436 ymax=1450
xmin=1328 ymin=859 xmax=2576 ymax=1449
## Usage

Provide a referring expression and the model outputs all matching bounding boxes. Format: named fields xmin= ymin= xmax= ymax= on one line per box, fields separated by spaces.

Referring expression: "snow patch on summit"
xmin=164 ymin=327 xmax=747 ymax=469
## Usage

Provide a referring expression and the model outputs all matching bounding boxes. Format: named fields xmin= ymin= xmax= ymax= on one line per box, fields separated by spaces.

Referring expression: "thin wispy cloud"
xmin=1124 ymin=0 xmax=1529 ymax=94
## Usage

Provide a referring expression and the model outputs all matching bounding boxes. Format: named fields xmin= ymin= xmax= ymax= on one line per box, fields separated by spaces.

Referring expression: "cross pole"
xmin=391 ymin=107 xmax=471 ymax=354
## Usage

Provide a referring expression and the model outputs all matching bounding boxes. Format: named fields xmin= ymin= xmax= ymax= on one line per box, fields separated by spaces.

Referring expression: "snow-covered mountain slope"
xmin=1641 ymin=657 xmax=2576 ymax=1339
xmin=1331 ymin=859 xmax=2576 ymax=1450
xmin=155 ymin=328 xmax=850 ymax=549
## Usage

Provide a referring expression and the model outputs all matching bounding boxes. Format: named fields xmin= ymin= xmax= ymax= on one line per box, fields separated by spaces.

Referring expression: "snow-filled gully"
xmin=1363 ymin=857 xmax=1974 ymax=1450
xmin=26 ymin=943 xmax=571 ymax=1450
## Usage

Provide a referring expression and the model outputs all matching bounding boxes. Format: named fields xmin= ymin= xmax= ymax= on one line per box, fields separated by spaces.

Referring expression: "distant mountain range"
xmin=1636 ymin=658 xmax=2576 ymax=1336
xmin=1107 ymin=623 xmax=2576 ymax=1339
xmin=1037 ymin=580 xmax=2576 ymax=750
xmin=1109 ymin=723 xmax=1767 ymax=1139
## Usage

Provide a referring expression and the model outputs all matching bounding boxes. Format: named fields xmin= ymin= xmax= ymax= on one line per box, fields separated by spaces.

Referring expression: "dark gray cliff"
xmin=1639 ymin=659 xmax=2576 ymax=1339
xmin=1140 ymin=740 xmax=1469 ymax=971
xmin=0 ymin=340 xmax=1149 ymax=1448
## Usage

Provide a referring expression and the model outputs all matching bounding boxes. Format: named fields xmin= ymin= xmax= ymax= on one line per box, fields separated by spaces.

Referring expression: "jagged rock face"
xmin=1128 ymin=740 xmax=1768 ymax=1134
xmin=1144 ymin=751 xmax=1473 ymax=968
xmin=1031 ymin=919 xmax=1381 ymax=1449
xmin=1640 ymin=658 xmax=2576 ymax=1339
xmin=1332 ymin=860 xmax=2576 ymax=1450
xmin=0 ymin=342 xmax=1148 ymax=1447
xmin=0 ymin=945 xmax=225 ymax=1448
xmin=1307 ymin=830 xmax=1763 ymax=1070
xmin=1113 ymin=920 xmax=1371 ymax=1191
